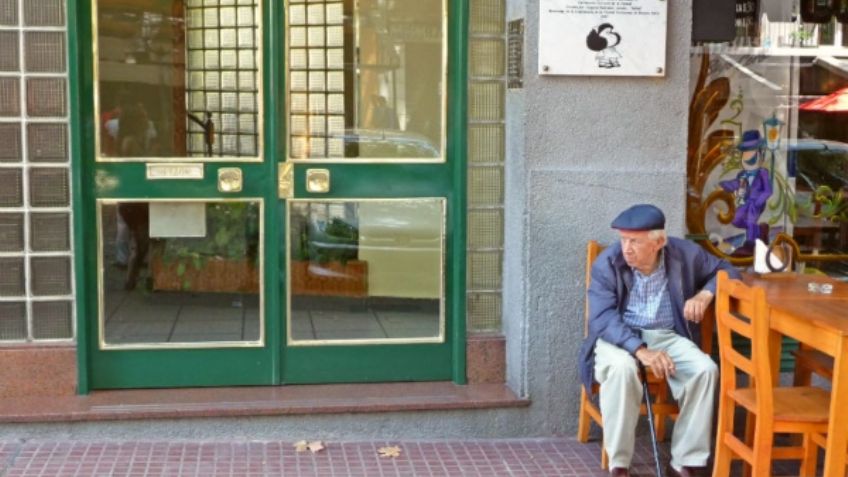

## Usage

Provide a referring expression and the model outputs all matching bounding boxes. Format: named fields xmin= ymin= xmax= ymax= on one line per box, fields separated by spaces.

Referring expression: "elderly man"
xmin=577 ymin=204 xmax=739 ymax=477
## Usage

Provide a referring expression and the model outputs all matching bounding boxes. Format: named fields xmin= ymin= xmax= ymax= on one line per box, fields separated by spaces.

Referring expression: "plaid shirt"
xmin=622 ymin=252 xmax=675 ymax=330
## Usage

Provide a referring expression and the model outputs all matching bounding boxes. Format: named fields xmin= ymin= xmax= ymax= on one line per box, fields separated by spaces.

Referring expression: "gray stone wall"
xmin=503 ymin=0 xmax=694 ymax=435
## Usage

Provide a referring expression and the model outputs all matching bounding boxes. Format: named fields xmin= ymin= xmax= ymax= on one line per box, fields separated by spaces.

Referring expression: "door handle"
xmin=306 ymin=168 xmax=331 ymax=193
xmin=278 ymin=162 xmax=294 ymax=198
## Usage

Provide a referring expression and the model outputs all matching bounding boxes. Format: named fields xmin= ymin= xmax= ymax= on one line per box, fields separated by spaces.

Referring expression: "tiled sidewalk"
xmin=0 ymin=438 xmax=802 ymax=476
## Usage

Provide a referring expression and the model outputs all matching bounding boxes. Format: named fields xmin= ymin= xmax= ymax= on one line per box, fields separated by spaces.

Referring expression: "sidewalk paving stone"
xmin=0 ymin=438 xmax=807 ymax=476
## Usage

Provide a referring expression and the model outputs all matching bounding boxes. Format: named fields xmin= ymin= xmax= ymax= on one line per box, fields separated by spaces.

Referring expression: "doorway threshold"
xmin=0 ymin=382 xmax=529 ymax=423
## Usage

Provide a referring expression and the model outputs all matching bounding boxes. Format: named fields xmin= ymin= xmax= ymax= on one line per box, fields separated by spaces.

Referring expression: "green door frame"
xmin=68 ymin=0 xmax=467 ymax=393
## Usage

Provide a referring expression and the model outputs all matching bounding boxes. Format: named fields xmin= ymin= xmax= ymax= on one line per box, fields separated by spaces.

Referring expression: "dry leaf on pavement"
xmin=377 ymin=446 xmax=402 ymax=458
xmin=294 ymin=440 xmax=325 ymax=453
xmin=307 ymin=441 xmax=325 ymax=453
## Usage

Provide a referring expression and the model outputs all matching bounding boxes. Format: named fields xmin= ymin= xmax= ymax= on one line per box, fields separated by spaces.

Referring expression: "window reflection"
xmin=96 ymin=0 xmax=260 ymax=160
xmin=688 ymin=6 xmax=848 ymax=277
xmin=287 ymin=0 xmax=444 ymax=159
xmin=289 ymin=200 xmax=443 ymax=342
xmin=100 ymin=201 xmax=262 ymax=346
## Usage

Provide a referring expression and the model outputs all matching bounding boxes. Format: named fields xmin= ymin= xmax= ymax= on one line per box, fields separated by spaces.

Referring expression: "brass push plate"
xmin=306 ymin=168 xmax=331 ymax=193
xmin=278 ymin=162 xmax=294 ymax=198
xmin=218 ymin=167 xmax=243 ymax=193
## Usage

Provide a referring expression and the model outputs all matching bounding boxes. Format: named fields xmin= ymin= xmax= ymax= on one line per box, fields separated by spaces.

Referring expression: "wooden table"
xmin=743 ymin=273 xmax=848 ymax=477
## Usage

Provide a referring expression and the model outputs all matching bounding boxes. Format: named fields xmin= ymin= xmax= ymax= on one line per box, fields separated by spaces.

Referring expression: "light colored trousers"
xmin=594 ymin=329 xmax=718 ymax=470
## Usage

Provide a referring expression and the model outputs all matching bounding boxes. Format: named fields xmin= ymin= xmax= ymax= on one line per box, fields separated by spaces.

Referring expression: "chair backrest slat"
xmin=716 ymin=271 xmax=774 ymax=414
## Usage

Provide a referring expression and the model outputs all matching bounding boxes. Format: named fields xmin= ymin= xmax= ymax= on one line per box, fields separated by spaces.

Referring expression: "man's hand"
xmin=634 ymin=346 xmax=676 ymax=379
xmin=683 ymin=290 xmax=714 ymax=323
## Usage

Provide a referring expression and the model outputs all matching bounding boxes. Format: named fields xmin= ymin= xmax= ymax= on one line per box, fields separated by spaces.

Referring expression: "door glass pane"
xmin=289 ymin=199 xmax=444 ymax=343
xmin=95 ymin=0 xmax=261 ymax=160
xmin=99 ymin=200 xmax=262 ymax=347
xmin=286 ymin=0 xmax=445 ymax=160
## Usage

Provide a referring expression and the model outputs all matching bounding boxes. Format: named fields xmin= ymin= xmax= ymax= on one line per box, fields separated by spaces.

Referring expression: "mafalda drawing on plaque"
xmin=538 ymin=0 xmax=667 ymax=77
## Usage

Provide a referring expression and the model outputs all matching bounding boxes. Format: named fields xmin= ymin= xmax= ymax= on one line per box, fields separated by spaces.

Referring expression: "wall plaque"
xmin=146 ymin=163 xmax=205 ymax=180
xmin=538 ymin=0 xmax=667 ymax=77
xmin=508 ymin=19 xmax=525 ymax=89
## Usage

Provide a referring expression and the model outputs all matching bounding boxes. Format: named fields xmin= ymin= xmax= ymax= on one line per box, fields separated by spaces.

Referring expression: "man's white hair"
xmin=648 ymin=229 xmax=667 ymax=241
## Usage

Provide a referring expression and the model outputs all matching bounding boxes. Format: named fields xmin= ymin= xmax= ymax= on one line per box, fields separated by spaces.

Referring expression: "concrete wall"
xmin=503 ymin=0 xmax=694 ymax=435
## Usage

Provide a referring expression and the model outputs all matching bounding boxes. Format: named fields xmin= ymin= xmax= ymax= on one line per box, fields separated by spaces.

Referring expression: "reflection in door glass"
xmin=95 ymin=0 xmax=260 ymax=159
xmin=289 ymin=200 xmax=443 ymax=342
xmin=287 ymin=0 xmax=444 ymax=159
xmin=100 ymin=201 xmax=261 ymax=345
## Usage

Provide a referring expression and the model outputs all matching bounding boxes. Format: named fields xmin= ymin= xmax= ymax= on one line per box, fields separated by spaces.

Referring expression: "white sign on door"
xmin=538 ymin=0 xmax=667 ymax=77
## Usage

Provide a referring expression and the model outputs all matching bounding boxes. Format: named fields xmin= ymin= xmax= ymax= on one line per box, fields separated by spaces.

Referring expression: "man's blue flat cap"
xmin=611 ymin=204 xmax=666 ymax=231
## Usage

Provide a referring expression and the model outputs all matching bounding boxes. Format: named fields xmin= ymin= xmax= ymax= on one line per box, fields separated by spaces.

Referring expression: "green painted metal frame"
xmin=68 ymin=0 xmax=468 ymax=390
xmin=68 ymin=0 xmax=93 ymax=394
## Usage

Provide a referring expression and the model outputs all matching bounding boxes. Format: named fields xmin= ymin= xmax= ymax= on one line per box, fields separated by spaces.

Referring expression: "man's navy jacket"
xmin=577 ymin=237 xmax=740 ymax=393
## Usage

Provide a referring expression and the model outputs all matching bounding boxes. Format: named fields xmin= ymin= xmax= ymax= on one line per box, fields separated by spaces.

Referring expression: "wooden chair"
xmin=792 ymin=345 xmax=834 ymax=385
xmin=575 ymin=240 xmax=681 ymax=469
xmin=712 ymin=271 xmax=831 ymax=477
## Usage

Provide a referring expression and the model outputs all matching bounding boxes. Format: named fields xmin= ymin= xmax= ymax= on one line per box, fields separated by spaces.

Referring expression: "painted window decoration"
xmin=286 ymin=0 xmax=445 ymax=160
xmin=688 ymin=49 xmax=848 ymax=277
xmin=95 ymin=0 xmax=261 ymax=160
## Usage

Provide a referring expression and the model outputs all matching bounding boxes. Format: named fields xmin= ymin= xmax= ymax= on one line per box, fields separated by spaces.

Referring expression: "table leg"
xmin=823 ymin=338 xmax=848 ymax=477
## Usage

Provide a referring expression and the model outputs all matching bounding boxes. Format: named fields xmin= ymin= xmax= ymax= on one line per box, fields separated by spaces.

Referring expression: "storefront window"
xmin=688 ymin=1 xmax=848 ymax=278
xmin=286 ymin=0 xmax=445 ymax=160
xmin=95 ymin=0 xmax=261 ymax=160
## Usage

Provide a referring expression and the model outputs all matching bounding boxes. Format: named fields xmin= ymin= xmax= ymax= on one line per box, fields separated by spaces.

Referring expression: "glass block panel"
xmin=29 ymin=168 xmax=69 ymax=207
xmin=32 ymin=301 xmax=73 ymax=339
xmin=467 ymin=292 xmax=502 ymax=331
xmin=290 ymin=27 xmax=306 ymax=47
xmin=307 ymin=26 xmax=324 ymax=46
xmin=0 ymin=123 xmax=21 ymax=162
xmin=27 ymin=123 xmax=67 ymax=162
xmin=24 ymin=32 xmax=65 ymax=73
xmin=0 ymin=302 xmax=27 ymax=340
xmin=26 ymin=77 xmax=67 ymax=117
xmin=0 ymin=168 xmax=22 ymax=206
xmin=469 ymin=81 xmax=504 ymax=121
xmin=468 ymin=166 xmax=504 ymax=206
xmin=0 ymin=213 xmax=23 ymax=252
xmin=326 ymin=3 xmax=343 ymax=24
xmin=467 ymin=251 xmax=502 ymax=289
xmin=0 ymin=31 xmax=19 ymax=71
xmin=308 ymin=48 xmax=325 ymax=69
xmin=290 ymin=5 xmax=306 ymax=25
xmin=326 ymin=26 xmax=343 ymax=47
xmin=290 ymin=48 xmax=307 ymax=69
xmin=0 ymin=0 xmax=16 ymax=26
xmin=470 ymin=0 xmax=505 ymax=34
xmin=291 ymin=93 xmax=307 ymax=113
xmin=308 ymin=71 xmax=326 ymax=91
xmin=307 ymin=4 xmax=324 ymax=24
xmin=470 ymin=39 xmax=504 ymax=77
xmin=468 ymin=209 xmax=503 ymax=249
xmin=0 ymin=77 xmax=21 ymax=116
xmin=30 ymin=212 xmax=69 ymax=252
xmin=24 ymin=0 xmax=65 ymax=27
xmin=469 ymin=124 xmax=504 ymax=164
xmin=30 ymin=256 xmax=71 ymax=296
xmin=0 ymin=257 xmax=24 ymax=296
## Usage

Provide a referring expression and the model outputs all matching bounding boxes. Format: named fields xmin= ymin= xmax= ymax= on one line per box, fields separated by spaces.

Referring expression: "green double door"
xmin=73 ymin=0 xmax=466 ymax=390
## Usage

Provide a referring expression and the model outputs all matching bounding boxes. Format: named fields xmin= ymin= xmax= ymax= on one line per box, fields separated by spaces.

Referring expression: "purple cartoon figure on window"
xmin=719 ymin=129 xmax=773 ymax=251
xmin=586 ymin=24 xmax=621 ymax=69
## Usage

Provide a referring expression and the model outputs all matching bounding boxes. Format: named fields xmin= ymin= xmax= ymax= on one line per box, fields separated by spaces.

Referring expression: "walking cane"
xmin=639 ymin=364 xmax=664 ymax=477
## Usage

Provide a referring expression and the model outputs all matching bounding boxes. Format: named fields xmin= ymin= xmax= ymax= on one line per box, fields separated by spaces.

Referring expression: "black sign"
xmin=508 ymin=19 xmax=524 ymax=89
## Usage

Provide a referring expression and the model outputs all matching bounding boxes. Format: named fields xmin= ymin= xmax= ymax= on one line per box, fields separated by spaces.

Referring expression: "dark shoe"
xmin=610 ymin=468 xmax=630 ymax=477
xmin=666 ymin=463 xmax=706 ymax=477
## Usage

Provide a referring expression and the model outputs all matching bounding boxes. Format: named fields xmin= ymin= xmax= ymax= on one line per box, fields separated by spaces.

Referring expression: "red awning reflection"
xmin=800 ymin=87 xmax=848 ymax=113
